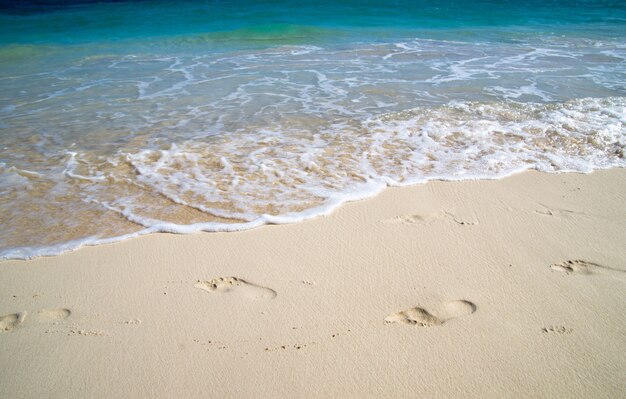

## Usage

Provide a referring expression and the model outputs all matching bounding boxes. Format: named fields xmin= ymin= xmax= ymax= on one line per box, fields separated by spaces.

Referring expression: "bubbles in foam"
xmin=2 ymin=96 xmax=624 ymax=259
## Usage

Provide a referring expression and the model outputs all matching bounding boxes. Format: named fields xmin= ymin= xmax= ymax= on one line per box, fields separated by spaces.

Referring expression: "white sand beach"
xmin=1 ymin=169 xmax=625 ymax=398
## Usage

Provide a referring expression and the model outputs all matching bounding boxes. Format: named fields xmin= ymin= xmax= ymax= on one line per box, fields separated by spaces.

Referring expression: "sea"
xmin=0 ymin=0 xmax=624 ymax=259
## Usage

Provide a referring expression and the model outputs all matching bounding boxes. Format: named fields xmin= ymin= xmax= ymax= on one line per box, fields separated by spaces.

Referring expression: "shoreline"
xmin=4 ymin=164 xmax=624 ymax=261
xmin=1 ymin=168 xmax=625 ymax=398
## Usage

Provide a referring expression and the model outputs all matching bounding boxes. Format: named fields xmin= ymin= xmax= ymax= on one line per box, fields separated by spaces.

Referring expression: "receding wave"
xmin=1 ymin=97 xmax=624 ymax=259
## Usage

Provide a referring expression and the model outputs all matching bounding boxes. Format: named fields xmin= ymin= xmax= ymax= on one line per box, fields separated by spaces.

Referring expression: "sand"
xmin=1 ymin=169 xmax=625 ymax=398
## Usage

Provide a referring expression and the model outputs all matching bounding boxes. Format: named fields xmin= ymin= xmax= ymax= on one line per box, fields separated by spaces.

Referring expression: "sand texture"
xmin=1 ymin=169 xmax=625 ymax=398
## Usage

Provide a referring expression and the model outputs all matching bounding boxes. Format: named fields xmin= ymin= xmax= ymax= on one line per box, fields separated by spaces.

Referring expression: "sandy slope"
xmin=1 ymin=169 xmax=625 ymax=398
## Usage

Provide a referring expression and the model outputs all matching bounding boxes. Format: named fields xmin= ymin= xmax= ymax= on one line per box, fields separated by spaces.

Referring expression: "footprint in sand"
xmin=385 ymin=300 xmax=476 ymax=326
xmin=0 ymin=309 xmax=71 ymax=333
xmin=383 ymin=214 xmax=433 ymax=226
xmin=542 ymin=325 xmax=573 ymax=335
xmin=534 ymin=203 xmax=586 ymax=218
xmin=550 ymin=260 xmax=625 ymax=277
xmin=195 ymin=277 xmax=277 ymax=301
xmin=396 ymin=214 xmax=430 ymax=224
xmin=442 ymin=211 xmax=478 ymax=226
xmin=384 ymin=211 xmax=477 ymax=226
xmin=36 ymin=308 xmax=71 ymax=322
xmin=0 ymin=312 xmax=27 ymax=332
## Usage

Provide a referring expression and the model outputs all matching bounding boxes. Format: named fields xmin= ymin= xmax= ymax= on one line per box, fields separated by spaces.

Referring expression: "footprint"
xmin=0 ymin=312 xmax=27 ymax=332
xmin=385 ymin=307 xmax=442 ymax=326
xmin=550 ymin=260 xmax=596 ymax=275
xmin=194 ymin=277 xmax=277 ymax=301
xmin=442 ymin=211 xmax=478 ymax=226
xmin=550 ymin=260 xmax=625 ymax=277
xmin=385 ymin=300 xmax=476 ymax=326
xmin=542 ymin=325 xmax=573 ymax=335
xmin=383 ymin=214 xmax=432 ymax=225
xmin=36 ymin=308 xmax=71 ymax=322
xmin=396 ymin=214 xmax=428 ymax=224
xmin=384 ymin=211 xmax=477 ymax=226
xmin=534 ymin=203 xmax=586 ymax=218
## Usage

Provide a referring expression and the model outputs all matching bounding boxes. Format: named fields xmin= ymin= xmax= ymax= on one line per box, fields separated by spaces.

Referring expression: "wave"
xmin=1 ymin=96 xmax=624 ymax=260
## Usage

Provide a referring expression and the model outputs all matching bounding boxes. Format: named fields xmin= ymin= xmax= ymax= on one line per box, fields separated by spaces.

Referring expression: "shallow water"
xmin=1 ymin=0 xmax=625 ymax=258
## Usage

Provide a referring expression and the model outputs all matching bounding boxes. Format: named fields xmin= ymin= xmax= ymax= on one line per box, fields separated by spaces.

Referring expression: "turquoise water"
xmin=1 ymin=1 xmax=625 ymax=48
xmin=1 ymin=1 xmax=625 ymax=258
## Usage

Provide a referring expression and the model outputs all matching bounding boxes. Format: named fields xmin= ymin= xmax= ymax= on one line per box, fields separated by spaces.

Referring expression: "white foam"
xmin=63 ymin=152 xmax=107 ymax=182
xmin=5 ymin=96 xmax=624 ymax=261
xmin=2 ymin=35 xmax=626 ymax=259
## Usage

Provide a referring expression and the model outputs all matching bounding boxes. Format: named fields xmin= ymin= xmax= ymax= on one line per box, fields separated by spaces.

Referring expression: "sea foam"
xmin=1 ymin=96 xmax=624 ymax=260
xmin=1 ymin=21 xmax=625 ymax=259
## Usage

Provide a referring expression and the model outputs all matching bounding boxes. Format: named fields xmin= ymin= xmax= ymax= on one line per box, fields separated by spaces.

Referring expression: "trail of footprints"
xmin=6 ymin=257 xmax=616 ymax=338
xmin=1 ymin=307 xmax=141 ymax=336
xmin=0 ymin=308 xmax=71 ymax=333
